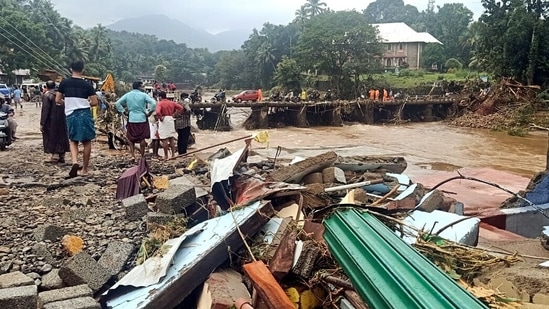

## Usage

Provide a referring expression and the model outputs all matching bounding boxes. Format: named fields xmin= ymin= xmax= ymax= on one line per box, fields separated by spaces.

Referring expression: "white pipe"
xmin=324 ymin=180 xmax=383 ymax=193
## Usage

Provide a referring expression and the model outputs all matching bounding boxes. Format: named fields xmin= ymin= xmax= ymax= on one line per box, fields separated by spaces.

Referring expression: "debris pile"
xmin=449 ymin=78 xmax=542 ymax=131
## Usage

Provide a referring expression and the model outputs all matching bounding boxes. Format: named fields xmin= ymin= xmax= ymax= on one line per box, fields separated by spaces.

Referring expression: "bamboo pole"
xmin=169 ymin=134 xmax=252 ymax=160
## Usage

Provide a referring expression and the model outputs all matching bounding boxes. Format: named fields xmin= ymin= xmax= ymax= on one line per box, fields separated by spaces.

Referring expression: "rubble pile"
xmin=0 ymin=142 xmax=544 ymax=309
xmin=449 ymin=78 xmax=542 ymax=130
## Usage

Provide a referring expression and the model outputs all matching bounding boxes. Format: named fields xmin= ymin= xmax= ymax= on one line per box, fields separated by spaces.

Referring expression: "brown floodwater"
xmin=5 ymin=105 xmax=548 ymax=179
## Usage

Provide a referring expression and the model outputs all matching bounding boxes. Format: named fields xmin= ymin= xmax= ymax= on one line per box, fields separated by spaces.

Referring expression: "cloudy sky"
xmin=50 ymin=0 xmax=484 ymax=33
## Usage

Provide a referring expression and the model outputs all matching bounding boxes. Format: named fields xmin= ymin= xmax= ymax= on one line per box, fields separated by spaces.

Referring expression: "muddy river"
xmin=4 ymin=104 xmax=548 ymax=179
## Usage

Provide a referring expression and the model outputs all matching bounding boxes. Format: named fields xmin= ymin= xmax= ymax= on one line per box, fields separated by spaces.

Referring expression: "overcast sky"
xmin=50 ymin=0 xmax=484 ymax=34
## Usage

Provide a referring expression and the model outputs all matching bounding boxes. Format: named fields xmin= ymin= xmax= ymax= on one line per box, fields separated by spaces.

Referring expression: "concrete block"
xmin=0 ymin=285 xmax=37 ymax=309
xmin=500 ymin=203 xmax=549 ymax=238
xmin=417 ymin=190 xmax=444 ymax=212
xmin=170 ymin=176 xmax=208 ymax=197
xmin=402 ymin=210 xmax=480 ymax=246
xmin=98 ymin=241 xmax=134 ymax=276
xmin=122 ymin=194 xmax=149 ymax=221
xmin=58 ymin=252 xmax=112 ymax=292
xmin=39 ymin=284 xmax=93 ymax=306
xmin=156 ymin=184 xmax=196 ymax=214
xmin=43 ymin=297 xmax=100 ymax=309
xmin=533 ymin=293 xmax=549 ymax=305
xmin=197 ymin=269 xmax=251 ymax=309
xmin=302 ymin=172 xmax=323 ymax=185
xmin=146 ymin=212 xmax=183 ymax=226
xmin=40 ymin=269 xmax=64 ymax=290
xmin=322 ymin=167 xmax=346 ymax=184
xmin=34 ymin=225 xmax=66 ymax=241
xmin=0 ymin=271 xmax=34 ymax=288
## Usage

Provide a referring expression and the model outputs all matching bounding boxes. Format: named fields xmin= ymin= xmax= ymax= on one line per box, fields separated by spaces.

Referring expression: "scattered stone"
xmin=26 ymin=272 xmax=41 ymax=280
xmin=43 ymin=297 xmax=100 ymax=309
xmin=61 ymin=235 xmax=84 ymax=256
xmin=32 ymin=243 xmax=55 ymax=265
xmin=156 ymin=184 xmax=196 ymax=214
xmin=0 ymin=285 xmax=37 ymax=309
xmin=58 ymin=252 xmax=112 ymax=292
xmin=0 ymin=246 xmax=10 ymax=254
xmin=98 ymin=241 xmax=134 ymax=276
xmin=40 ymin=263 xmax=53 ymax=274
xmin=0 ymin=188 xmax=8 ymax=196
xmin=417 ymin=189 xmax=444 ymax=212
xmin=39 ymin=284 xmax=93 ymax=305
xmin=146 ymin=212 xmax=184 ymax=228
xmin=34 ymin=225 xmax=66 ymax=242
xmin=0 ymin=271 xmax=34 ymax=288
xmin=0 ymin=261 xmax=12 ymax=274
xmin=122 ymin=194 xmax=149 ymax=221
xmin=40 ymin=269 xmax=64 ymax=290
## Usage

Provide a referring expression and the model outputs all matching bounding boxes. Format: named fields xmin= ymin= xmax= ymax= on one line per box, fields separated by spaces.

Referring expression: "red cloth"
xmin=156 ymin=99 xmax=183 ymax=118
xmin=116 ymin=158 xmax=152 ymax=200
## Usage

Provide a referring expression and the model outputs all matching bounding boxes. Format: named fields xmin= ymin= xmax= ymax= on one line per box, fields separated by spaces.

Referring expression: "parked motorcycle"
xmin=211 ymin=90 xmax=226 ymax=103
xmin=190 ymin=90 xmax=202 ymax=103
xmin=270 ymin=92 xmax=284 ymax=102
xmin=0 ymin=111 xmax=13 ymax=150
xmin=308 ymin=90 xmax=320 ymax=102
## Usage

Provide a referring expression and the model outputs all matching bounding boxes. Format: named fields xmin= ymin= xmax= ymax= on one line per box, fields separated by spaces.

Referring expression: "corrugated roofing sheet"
xmin=372 ymin=22 xmax=442 ymax=44
xmin=324 ymin=209 xmax=488 ymax=309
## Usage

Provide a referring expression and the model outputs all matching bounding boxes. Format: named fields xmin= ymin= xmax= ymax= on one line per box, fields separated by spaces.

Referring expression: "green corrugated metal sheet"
xmin=323 ymin=209 xmax=488 ymax=309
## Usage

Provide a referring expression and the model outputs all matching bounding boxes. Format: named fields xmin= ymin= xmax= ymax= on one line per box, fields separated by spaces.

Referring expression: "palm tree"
xmin=304 ymin=0 xmax=327 ymax=17
xmin=256 ymin=41 xmax=277 ymax=71
xmin=294 ymin=5 xmax=309 ymax=31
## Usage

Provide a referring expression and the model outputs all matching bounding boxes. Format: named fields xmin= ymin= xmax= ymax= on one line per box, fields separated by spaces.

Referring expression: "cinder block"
xmin=0 ymin=285 xmax=37 ymax=309
xmin=322 ymin=167 xmax=346 ymax=184
xmin=196 ymin=269 xmax=251 ymax=309
xmin=0 ymin=271 xmax=34 ymax=288
xmin=156 ymin=184 xmax=196 ymax=214
xmin=58 ymin=252 xmax=112 ymax=292
xmin=122 ymin=194 xmax=149 ymax=221
xmin=43 ymin=297 xmax=100 ymax=309
xmin=39 ymin=284 xmax=93 ymax=306
xmin=34 ymin=225 xmax=66 ymax=241
xmin=146 ymin=212 xmax=181 ymax=226
xmin=98 ymin=241 xmax=134 ymax=276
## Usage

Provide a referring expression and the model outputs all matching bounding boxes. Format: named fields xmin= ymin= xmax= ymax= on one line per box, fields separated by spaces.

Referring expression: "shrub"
xmin=445 ymin=58 xmax=463 ymax=71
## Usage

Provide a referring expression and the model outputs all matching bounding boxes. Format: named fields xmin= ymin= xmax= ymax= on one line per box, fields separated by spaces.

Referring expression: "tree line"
xmin=0 ymin=0 xmax=547 ymax=96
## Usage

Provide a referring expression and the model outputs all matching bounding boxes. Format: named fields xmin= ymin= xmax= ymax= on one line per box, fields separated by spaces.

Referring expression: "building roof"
xmin=372 ymin=22 xmax=442 ymax=44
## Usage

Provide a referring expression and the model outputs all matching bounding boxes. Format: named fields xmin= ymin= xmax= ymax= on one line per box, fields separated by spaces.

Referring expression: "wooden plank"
xmin=266 ymin=151 xmax=338 ymax=183
xmin=269 ymin=230 xmax=297 ymax=281
xmin=243 ymin=261 xmax=295 ymax=309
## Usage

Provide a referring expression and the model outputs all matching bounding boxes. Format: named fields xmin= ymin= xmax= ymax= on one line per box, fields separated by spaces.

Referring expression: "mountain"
xmin=106 ymin=14 xmax=249 ymax=52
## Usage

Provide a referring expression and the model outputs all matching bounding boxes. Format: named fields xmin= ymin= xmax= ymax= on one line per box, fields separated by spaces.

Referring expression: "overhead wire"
xmin=0 ymin=14 xmax=70 ymax=75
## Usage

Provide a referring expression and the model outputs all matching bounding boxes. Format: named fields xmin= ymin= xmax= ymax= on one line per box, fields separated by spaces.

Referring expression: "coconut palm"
xmin=304 ymin=0 xmax=327 ymax=17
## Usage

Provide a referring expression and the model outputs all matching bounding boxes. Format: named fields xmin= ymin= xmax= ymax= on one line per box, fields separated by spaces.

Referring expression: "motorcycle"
xmin=211 ymin=90 xmax=226 ymax=103
xmin=270 ymin=92 xmax=284 ymax=102
xmin=0 ymin=111 xmax=13 ymax=150
xmin=190 ymin=91 xmax=202 ymax=103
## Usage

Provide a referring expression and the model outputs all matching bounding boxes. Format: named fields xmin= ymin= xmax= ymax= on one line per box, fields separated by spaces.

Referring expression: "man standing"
xmin=174 ymin=97 xmax=191 ymax=155
xmin=41 ymin=81 xmax=69 ymax=163
xmin=155 ymin=91 xmax=183 ymax=160
xmin=56 ymin=60 xmax=99 ymax=178
xmin=115 ymin=81 xmax=157 ymax=162
xmin=13 ymin=86 xmax=22 ymax=109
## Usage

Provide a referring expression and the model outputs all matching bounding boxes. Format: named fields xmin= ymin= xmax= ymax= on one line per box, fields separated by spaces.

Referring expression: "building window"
xmin=387 ymin=58 xmax=392 ymax=67
xmin=387 ymin=44 xmax=391 ymax=51
xmin=399 ymin=43 xmax=403 ymax=50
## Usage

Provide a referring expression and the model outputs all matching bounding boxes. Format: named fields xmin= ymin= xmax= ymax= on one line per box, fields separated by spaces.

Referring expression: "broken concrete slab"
xmin=170 ymin=176 xmax=208 ymax=197
xmin=403 ymin=210 xmax=480 ymax=246
xmin=98 ymin=241 xmax=134 ymax=276
xmin=43 ymin=297 xmax=100 ymax=309
xmin=417 ymin=190 xmax=444 ymax=212
xmin=122 ymin=194 xmax=149 ymax=221
xmin=39 ymin=284 xmax=93 ymax=306
xmin=196 ymin=269 xmax=251 ymax=309
xmin=40 ymin=269 xmax=64 ymax=290
xmin=322 ymin=167 xmax=346 ymax=184
xmin=156 ymin=184 xmax=196 ymax=215
xmin=59 ymin=252 xmax=112 ymax=292
xmin=0 ymin=285 xmax=37 ymax=309
xmin=0 ymin=271 xmax=34 ymax=288
xmin=267 ymin=151 xmax=338 ymax=183
xmin=34 ymin=225 xmax=66 ymax=242
xmin=302 ymin=172 xmax=323 ymax=185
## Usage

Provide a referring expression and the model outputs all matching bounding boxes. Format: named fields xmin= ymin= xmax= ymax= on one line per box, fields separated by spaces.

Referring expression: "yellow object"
xmin=285 ymin=287 xmax=300 ymax=303
xmin=187 ymin=158 xmax=199 ymax=170
xmin=253 ymin=130 xmax=270 ymax=149
xmin=61 ymin=235 xmax=84 ymax=256
xmin=100 ymin=73 xmax=115 ymax=93
xmin=92 ymin=105 xmax=98 ymax=120
xmin=153 ymin=176 xmax=169 ymax=189
xmin=300 ymin=288 xmax=323 ymax=309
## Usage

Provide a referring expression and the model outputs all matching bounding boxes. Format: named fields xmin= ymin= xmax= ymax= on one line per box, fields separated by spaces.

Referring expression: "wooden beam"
xmin=243 ymin=261 xmax=295 ymax=309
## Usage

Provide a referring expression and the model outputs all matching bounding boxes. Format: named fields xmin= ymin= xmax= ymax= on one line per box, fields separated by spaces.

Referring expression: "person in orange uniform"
xmin=258 ymin=88 xmax=263 ymax=102
xmin=374 ymin=89 xmax=380 ymax=101
xmin=383 ymin=88 xmax=388 ymax=102
xmin=369 ymin=89 xmax=375 ymax=100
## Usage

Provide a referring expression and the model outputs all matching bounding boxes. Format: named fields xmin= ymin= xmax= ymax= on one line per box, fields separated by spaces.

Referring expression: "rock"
xmin=61 ymin=235 xmax=84 ymax=256
xmin=146 ymin=212 xmax=184 ymax=228
xmin=34 ymin=225 xmax=66 ymax=242
xmin=31 ymin=243 xmax=55 ymax=265
xmin=0 ymin=271 xmax=34 ymax=288
xmin=39 ymin=284 xmax=92 ymax=305
xmin=0 ymin=261 xmax=12 ymax=274
xmin=97 ymin=241 xmax=134 ymax=276
xmin=322 ymin=167 xmax=347 ymax=184
xmin=0 ymin=246 xmax=10 ymax=254
xmin=40 ymin=269 xmax=64 ymax=290
xmin=122 ymin=194 xmax=149 ymax=221
xmin=26 ymin=272 xmax=40 ymax=280
xmin=58 ymin=252 xmax=112 ymax=292
xmin=416 ymin=190 xmax=444 ymax=212
xmin=155 ymin=184 xmax=196 ymax=215
xmin=43 ymin=297 xmax=100 ymax=309
xmin=0 ymin=285 xmax=37 ymax=309
xmin=40 ymin=264 xmax=53 ymax=274
xmin=0 ymin=188 xmax=8 ymax=195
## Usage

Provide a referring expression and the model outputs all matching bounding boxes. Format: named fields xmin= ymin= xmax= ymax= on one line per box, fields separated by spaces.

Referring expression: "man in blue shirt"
xmin=115 ymin=81 xmax=157 ymax=162
xmin=13 ymin=86 xmax=22 ymax=109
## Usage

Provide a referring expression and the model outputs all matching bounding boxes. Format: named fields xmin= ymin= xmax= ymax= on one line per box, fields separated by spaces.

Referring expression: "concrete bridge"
xmin=190 ymin=96 xmax=458 ymax=130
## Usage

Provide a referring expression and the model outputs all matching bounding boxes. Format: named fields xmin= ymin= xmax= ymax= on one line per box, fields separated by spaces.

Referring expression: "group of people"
xmin=367 ymin=88 xmax=394 ymax=102
xmin=153 ymin=81 xmax=177 ymax=92
xmin=35 ymin=60 xmax=192 ymax=179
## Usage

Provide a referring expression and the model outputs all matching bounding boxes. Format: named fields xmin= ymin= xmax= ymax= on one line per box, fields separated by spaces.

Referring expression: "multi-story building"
xmin=372 ymin=22 xmax=442 ymax=70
